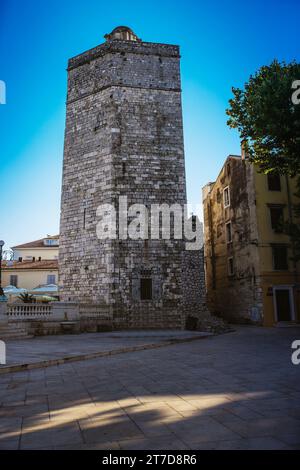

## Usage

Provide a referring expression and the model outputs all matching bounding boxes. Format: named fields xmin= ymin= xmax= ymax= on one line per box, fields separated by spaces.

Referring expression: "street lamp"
xmin=0 ymin=240 xmax=5 ymax=297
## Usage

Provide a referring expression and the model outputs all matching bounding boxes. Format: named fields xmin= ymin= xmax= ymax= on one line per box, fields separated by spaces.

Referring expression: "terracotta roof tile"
xmin=2 ymin=260 xmax=58 ymax=270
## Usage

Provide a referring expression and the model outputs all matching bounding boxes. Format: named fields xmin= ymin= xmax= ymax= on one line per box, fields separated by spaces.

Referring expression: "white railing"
xmin=7 ymin=302 xmax=112 ymax=322
xmin=7 ymin=303 xmax=52 ymax=319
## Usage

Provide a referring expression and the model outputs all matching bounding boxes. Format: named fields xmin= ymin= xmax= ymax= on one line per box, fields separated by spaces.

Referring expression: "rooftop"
xmin=2 ymin=260 xmax=58 ymax=270
xmin=12 ymin=235 xmax=59 ymax=249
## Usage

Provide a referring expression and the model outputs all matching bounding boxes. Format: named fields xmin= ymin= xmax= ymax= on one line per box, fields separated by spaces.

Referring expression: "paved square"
xmin=0 ymin=330 xmax=209 ymax=370
xmin=0 ymin=326 xmax=299 ymax=449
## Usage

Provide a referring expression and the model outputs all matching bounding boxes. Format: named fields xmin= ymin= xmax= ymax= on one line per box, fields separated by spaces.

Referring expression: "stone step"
xmin=0 ymin=324 xmax=32 ymax=340
xmin=0 ymin=333 xmax=32 ymax=340
xmin=2 ymin=324 xmax=27 ymax=330
xmin=0 ymin=326 xmax=29 ymax=333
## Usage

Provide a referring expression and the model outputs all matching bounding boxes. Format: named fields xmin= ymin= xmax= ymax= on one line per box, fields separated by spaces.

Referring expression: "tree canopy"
xmin=226 ymin=60 xmax=300 ymax=176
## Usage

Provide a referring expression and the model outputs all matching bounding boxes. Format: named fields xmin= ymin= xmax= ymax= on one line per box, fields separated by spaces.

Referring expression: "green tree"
xmin=226 ymin=60 xmax=300 ymax=262
xmin=226 ymin=60 xmax=300 ymax=176
xmin=18 ymin=292 xmax=35 ymax=303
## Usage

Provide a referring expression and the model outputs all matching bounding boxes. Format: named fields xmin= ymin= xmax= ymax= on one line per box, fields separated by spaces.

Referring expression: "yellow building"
xmin=2 ymin=235 xmax=59 ymax=291
xmin=203 ymin=155 xmax=300 ymax=326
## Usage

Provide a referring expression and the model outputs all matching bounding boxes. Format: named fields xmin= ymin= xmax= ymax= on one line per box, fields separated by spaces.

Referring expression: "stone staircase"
xmin=0 ymin=323 xmax=32 ymax=340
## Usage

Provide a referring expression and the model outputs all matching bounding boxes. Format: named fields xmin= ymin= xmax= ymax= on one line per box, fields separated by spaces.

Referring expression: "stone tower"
xmin=59 ymin=26 xmax=187 ymax=328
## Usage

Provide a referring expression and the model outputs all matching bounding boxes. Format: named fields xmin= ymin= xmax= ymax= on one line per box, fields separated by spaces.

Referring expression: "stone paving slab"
xmin=0 ymin=326 xmax=299 ymax=450
xmin=0 ymin=330 xmax=212 ymax=375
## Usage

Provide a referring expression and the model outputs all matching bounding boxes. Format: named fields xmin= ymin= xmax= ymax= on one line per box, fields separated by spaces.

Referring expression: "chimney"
xmin=241 ymin=139 xmax=247 ymax=160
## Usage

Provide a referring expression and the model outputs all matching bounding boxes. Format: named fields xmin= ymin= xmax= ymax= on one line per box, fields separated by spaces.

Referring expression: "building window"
xmin=223 ymin=186 xmax=230 ymax=208
xmin=272 ymin=245 xmax=288 ymax=270
xmin=140 ymin=278 xmax=152 ymax=300
xmin=225 ymin=221 xmax=232 ymax=243
xmin=228 ymin=257 xmax=234 ymax=276
xmin=191 ymin=215 xmax=197 ymax=231
xmin=44 ymin=238 xmax=59 ymax=246
xmin=47 ymin=275 xmax=56 ymax=285
xmin=267 ymin=173 xmax=281 ymax=191
xmin=10 ymin=275 xmax=18 ymax=287
xmin=269 ymin=206 xmax=284 ymax=232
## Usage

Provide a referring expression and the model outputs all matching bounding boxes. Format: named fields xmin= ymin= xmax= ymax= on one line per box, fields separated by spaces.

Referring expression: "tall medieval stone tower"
xmin=59 ymin=26 xmax=187 ymax=328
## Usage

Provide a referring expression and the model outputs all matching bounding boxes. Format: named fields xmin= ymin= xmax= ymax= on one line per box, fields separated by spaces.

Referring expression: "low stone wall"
xmin=5 ymin=302 xmax=114 ymax=336
xmin=0 ymin=301 xmax=8 ymax=326
xmin=79 ymin=304 xmax=113 ymax=332
xmin=3 ymin=287 xmax=220 ymax=335
xmin=6 ymin=302 xmax=79 ymax=336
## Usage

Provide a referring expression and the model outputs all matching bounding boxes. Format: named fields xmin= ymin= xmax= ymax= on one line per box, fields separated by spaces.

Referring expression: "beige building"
xmin=2 ymin=235 xmax=59 ymax=291
xmin=203 ymin=155 xmax=300 ymax=326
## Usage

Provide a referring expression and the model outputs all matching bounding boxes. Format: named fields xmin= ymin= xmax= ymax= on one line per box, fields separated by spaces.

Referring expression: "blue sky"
xmin=1 ymin=0 xmax=300 ymax=250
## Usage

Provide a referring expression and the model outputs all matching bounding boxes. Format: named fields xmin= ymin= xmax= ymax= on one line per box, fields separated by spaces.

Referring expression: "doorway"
xmin=273 ymin=286 xmax=295 ymax=322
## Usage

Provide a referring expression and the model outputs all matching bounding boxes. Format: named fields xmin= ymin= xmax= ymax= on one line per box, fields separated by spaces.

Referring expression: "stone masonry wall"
xmin=59 ymin=32 xmax=189 ymax=329
xmin=182 ymin=248 xmax=207 ymax=316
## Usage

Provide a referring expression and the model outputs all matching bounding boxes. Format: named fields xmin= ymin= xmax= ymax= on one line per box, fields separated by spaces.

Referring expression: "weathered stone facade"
xmin=203 ymin=156 xmax=262 ymax=324
xmin=59 ymin=27 xmax=187 ymax=329
xmin=203 ymin=155 xmax=300 ymax=326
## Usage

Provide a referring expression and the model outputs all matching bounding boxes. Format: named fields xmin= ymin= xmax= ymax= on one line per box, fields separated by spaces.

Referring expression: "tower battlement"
xmin=68 ymin=31 xmax=180 ymax=70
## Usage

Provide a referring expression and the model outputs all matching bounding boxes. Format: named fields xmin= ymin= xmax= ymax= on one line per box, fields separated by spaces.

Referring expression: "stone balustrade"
xmin=7 ymin=303 xmax=52 ymax=319
xmin=2 ymin=302 xmax=113 ymax=335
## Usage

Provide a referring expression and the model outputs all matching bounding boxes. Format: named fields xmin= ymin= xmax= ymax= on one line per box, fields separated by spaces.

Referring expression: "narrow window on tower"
xmin=83 ymin=208 xmax=86 ymax=229
xmin=191 ymin=215 xmax=197 ymax=231
xmin=140 ymin=278 xmax=152 ymax=300
xmin=122 ymin=162 xmax=126 ymax=175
